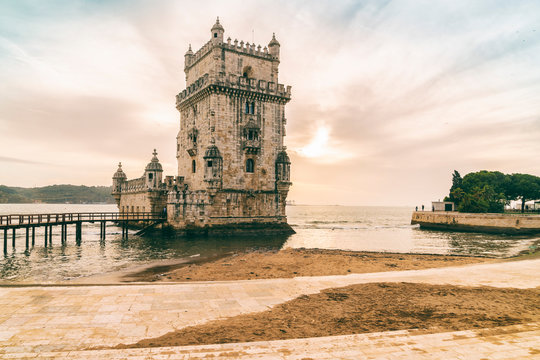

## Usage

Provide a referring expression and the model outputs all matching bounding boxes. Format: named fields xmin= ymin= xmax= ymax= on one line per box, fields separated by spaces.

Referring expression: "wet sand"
xmin=125 ymin=248 xmax=496 ymax=283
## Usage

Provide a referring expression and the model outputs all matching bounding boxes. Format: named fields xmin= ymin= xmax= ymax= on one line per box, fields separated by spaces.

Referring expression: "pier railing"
xmin=0 ymin=212 xmax=164 ymax=227
xmin=2 ymin=212 xmax=166 ymax=253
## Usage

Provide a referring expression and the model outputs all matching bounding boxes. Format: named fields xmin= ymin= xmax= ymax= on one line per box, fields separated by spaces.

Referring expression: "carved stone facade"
xmin=113 ymin=18 xmax=292 ymax=231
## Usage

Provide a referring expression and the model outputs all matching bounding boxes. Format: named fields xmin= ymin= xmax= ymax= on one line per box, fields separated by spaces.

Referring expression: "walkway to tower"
xmin=0 ymin=259 xmax=538 ymax=358
xmin=0 ymin=212 xmax=165 ymax=253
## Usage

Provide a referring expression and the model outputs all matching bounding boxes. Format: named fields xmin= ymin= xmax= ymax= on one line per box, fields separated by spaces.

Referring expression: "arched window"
xmin=250 ymin=102 xmax=255 ymax=114
xmin=242 ymin=66 xmax=253 ymax=78
xmin=246 ymin=159 xmax=254 ymax=173
xmin=192 ymin=160 xmax=196 ymax=173
xmin=245 ymin=101 xmax=250 ymax=114
xmin=214 ymin=33 xmax=217 ymax=38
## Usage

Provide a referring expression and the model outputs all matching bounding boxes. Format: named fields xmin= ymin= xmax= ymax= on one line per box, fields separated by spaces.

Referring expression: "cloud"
xmin=0 ymin=156 xmax=49 ymax=166
xmin=1 ymin=0 xmax=539 ymax=206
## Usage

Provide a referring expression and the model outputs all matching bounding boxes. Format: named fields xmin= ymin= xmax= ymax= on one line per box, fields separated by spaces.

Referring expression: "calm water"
xmin=0 ymin=204 xmax=537 ymax=283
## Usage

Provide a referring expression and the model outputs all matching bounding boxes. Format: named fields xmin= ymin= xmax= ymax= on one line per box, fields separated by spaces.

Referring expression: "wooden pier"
xmin=0 ymin=212 xmax=165 ymax=253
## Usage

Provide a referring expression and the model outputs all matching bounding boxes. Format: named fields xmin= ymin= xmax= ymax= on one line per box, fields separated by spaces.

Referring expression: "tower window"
xmin=246 ymin=159 xmax=254 ymax=173
xmin=247 ymin=129 xmax=258 ymax=140
xmin=148 ymin=173 xmax=153 ymax=180
xmin=214 ymin=33 xmax=217 ymax=38
xmin=242 ymin=66 xmax=253 ymax=78
xmin=245 ymin=101 xmax=255 ymax=114
xmin=207 ymin=160 xmax=213 ymax=167
xmin=192 ymin=160 xmax=196 ymax=173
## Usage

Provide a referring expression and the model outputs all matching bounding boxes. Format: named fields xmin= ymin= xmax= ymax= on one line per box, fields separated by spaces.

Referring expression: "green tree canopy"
xmin=506 ymin=174 xmax=540 ymax=213
xmin=445 ymin=170 xmax=540 ymax=213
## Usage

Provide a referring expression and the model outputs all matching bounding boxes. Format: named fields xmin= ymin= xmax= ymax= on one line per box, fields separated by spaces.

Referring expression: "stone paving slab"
xmin=4 ymin=323 xmax=540 ymax=359
xmin=0 ymin=259 xmax=539 ymax=356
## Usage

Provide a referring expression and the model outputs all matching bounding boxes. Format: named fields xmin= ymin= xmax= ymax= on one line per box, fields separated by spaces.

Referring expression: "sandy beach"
xmin=120 ymin=248 xmax=496 ymax=283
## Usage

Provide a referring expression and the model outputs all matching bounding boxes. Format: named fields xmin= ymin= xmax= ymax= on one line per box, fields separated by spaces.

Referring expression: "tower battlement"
xmin=185 ymin=37 xmax=277 ymax=71
xmin=176 ymin=73 xmax=291 ymax=109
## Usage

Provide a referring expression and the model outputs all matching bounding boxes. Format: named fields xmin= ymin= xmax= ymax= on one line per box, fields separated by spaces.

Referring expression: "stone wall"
xmin=411 ymin=211 xmax=540 ymax=234
xmin=119 ymin=190 xmax=166 ymax=215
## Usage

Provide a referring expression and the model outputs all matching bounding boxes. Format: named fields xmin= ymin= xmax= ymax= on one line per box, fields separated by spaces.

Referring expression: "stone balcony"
xmin=242 ymin=139 xmax=261 ymax=154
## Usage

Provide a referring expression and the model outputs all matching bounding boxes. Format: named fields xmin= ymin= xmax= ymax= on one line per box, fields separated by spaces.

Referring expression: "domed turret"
xmin=113 ymin=162 xmax=127 ymax=181
xmin=268 ymin=33 xmax=280 ymax=59
xmin=204 ymin=145 xmax=223 ymax=185
xmin=112 ymin=162 xmax=127 ymax=205
xmin=145 ymin=149 xmax=163 ymax=172
xmin=184 ymin=44 xmax=193 ymax=67
xmin=276 ymin=151 xmax=290 ymax=164
xmin=145 ymin=149 xmax=163 ymax=189
xmin=276 ymin=150 xmax=291 ymax=182
xmin=211 ymin=17 xmax=224 ymax=44
xmin=204 ymin=145 xmax=221 ymax=159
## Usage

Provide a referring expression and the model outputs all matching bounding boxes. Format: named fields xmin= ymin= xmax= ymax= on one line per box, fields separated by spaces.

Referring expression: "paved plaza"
xmin=0 ymin=259 xmax=539 ymax=358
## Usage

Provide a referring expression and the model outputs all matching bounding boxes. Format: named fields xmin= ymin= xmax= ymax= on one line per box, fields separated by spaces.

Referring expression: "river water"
xmin=0 ymin=204 xmax=537 ymax=283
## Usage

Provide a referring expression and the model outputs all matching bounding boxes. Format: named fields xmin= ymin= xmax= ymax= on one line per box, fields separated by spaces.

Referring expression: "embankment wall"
xmin=411 ymin=211 xmax=540 ymax=234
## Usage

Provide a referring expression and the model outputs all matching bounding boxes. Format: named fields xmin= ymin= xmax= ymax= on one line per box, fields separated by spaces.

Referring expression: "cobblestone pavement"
xmin=0 ymin=259 xmax=538 ymax=358
xmin=5 ymin=323 xmax=540 ymax=359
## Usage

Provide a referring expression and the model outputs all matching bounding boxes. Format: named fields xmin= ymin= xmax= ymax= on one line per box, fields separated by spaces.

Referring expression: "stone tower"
xmin=168 ymin=18 xmax=293 ymax=231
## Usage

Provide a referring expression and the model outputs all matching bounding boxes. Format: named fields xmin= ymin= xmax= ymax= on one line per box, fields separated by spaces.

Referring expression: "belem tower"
xmin=112 ymin=18 xmax=293 ymax=232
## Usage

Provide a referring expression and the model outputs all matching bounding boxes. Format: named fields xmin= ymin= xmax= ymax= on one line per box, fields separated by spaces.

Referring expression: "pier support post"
xmin=75 ymin=222 xmax=82 ymax=245
xmin=12 ymin=228 xmax=15 ymax=249
xmin=122 ymin=221 xmax=128 ymax=240
xmin=31 ymin=227 xmax=35 ymax=247
xmin=44 ymin=226 xmax=48 ymax=247
xmin=25 ymin=227 xmax=29 ymax=250
xmin=48 ymin=225 xmax=52 ymax=246
xmin=100 ymin=221 xmax=106 ymax=241
xmin=61 ymin=224 xmax=65 ymax=245
xmin=3 ymin=229 xmax=7 ymax=254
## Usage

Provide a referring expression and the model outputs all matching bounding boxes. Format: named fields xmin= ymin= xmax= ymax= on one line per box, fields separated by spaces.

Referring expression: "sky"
xmin=1 ymin=0 xmax=539 ymax=206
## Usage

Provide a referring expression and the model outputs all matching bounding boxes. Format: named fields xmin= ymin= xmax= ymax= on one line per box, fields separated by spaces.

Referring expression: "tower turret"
xmin=203 ymin=145 xmax=223 ymax=193
xmin=275 ymin=150 xmax=291 ymax=182
xmin=145 ymin=149 xmax=163 ymax=189
xmin=184 ymin=44 xmax=193 ymax=69
xmin=211 ymin=17 xmax=224 ymax=44
xmin=112 ymin=162 xmax=127 ymax=206
xmin=268 ymin=33 xmax=280 ymax=59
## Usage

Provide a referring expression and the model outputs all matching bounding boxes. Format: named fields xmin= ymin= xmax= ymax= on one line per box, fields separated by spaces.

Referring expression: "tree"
xmin=457 ymin=185 xmax=504 ymax=213
xmin=446 ymin=170 xmax=507 ymax=212
xmin=460 ymin=170 xmax=509 ymax=197
xmin=447 ymin=170 xmax=463 ymax=203
xmin=506 ymin=174 xmax=540 ymax=213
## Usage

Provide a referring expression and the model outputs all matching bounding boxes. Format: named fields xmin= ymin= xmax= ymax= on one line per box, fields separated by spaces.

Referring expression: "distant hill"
xmin=0 ymin=185 xmax=114 ymax=204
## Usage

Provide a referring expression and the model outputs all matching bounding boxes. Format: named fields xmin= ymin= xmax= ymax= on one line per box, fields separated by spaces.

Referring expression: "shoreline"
xmin=3 ymin=243 xmax=538 ymax=286
xmin=102 ymin=248 xmax=498 ymax=284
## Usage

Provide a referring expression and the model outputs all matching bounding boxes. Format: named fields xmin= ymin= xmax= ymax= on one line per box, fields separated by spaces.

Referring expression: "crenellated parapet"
xmin=120 ymin=177 xmax=147 ymax=193
xmin=176 ymin=73 xmax=291 ymax=109
xmin=185 ymin=37 xmax=277 ymax=70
